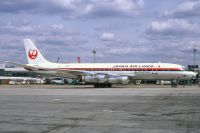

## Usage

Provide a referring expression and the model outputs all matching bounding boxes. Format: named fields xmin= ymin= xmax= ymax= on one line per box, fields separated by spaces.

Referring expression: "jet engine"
xmin=82 ymin=75 xmax=106 ymax=83
xmin=82 ymin=75 xmax=129 ymax=85
xmin=107 ymin=76 xmax=129 ymax=84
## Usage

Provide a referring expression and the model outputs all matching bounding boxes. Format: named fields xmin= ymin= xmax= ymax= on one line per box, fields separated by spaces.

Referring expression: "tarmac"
xmin=0 ymin=85 xmax=200 ymax=133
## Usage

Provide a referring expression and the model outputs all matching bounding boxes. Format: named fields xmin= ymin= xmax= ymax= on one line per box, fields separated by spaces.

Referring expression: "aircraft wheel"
xmin=100 ymin=84 xmax=106 ymax=88
xmin=94 ymin=83 xmax=107 ymax=88
xmin=171 ymin=80 xmax=178 ymax=88
xmin=106 ymin=84 xmax=112 ymax=88
xmin=94 ymin=83 xmax=100 ymax=88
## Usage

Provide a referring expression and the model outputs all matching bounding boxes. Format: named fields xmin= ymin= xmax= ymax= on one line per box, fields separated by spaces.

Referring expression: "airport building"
xmin=0 ymin=64 xmax=72 ymax=85
xmin=0 ymin=64 xmax=44 ymax=84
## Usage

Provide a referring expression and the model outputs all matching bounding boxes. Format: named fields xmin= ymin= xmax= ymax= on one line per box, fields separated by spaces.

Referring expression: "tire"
xmin=94 ymin=83 xmax=100 ymax=88
xmin=94 ymin=83 xmax=106 ymax=88
xmin=106 ymin=84 xmax=112 ymax=88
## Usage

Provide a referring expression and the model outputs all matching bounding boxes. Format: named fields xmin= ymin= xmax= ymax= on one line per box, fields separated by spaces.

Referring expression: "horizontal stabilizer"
xmin=4 ymin=61 xmax=23 ymax=67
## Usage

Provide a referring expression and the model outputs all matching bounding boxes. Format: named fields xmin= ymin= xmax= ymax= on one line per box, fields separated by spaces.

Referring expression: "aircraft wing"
xmin=56 ymin=69 xmax=135 ymax=78
xmin=57 ymin=69 xmax=96 ymax=76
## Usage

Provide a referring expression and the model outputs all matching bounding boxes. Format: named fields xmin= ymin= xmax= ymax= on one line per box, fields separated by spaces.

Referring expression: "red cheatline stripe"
xmin=55 ymin=67 xmax=182 ymax=71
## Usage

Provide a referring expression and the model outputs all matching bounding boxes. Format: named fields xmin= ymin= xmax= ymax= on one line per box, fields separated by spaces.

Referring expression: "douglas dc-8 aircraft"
xmin=7 ymin=39 xmax=197 ymax=88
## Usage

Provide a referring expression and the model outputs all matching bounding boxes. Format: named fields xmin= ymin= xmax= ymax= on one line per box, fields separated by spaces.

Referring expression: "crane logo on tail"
xmin=28 ymin=49 xmax=38 ymax=59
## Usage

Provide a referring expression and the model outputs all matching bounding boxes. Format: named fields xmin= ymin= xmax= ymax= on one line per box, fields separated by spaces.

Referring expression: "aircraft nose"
xmin=184 ymin=71 xmax=197 ymax=79
xmin=190 ymin=72 xmax=197 ymax=79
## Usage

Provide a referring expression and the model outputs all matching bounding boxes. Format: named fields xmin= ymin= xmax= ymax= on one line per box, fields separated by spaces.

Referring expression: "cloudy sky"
xmin=0 ymin=0 xmax=200 ymax=66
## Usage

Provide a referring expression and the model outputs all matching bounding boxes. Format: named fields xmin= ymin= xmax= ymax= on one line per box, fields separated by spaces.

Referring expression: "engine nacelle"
xmin=82 ymin=75 xmax=129 ymax=85
xmin=107 ymin=76 xmax=129 ymax=85
xmin=82 ymin=75 xmax=106 ymax=83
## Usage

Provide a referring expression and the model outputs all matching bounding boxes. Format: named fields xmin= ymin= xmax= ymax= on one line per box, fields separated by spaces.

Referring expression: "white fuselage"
xmin=28 ymin=62 xmax=196 ymax=80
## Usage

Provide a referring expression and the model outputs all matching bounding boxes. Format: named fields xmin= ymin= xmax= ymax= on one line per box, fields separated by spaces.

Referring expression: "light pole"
xmin=57 ymin=57 xmax=60 ymax=63
xmin=92 ymin=50 xmax=96 ymax=63
xmin=193 ymin=48 xmax=197 ymax=69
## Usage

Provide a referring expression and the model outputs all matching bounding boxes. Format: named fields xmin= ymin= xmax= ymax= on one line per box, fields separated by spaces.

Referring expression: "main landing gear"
xmin=94 ymin=83 xmax=112 ymax=88
xmin=171 ymin=80 xmax=178 ymax=88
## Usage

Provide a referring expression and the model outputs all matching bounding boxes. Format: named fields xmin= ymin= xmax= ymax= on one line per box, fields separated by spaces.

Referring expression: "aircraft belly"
xmin=86 ymin=71 xmax=185 ymax=80
xmin=132 ymin=71 xmax=185 ymax=80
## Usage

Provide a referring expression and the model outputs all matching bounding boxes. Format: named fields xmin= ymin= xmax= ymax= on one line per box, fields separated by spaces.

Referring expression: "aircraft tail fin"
xmin=24 ymin=39 xmax=49 ymax=64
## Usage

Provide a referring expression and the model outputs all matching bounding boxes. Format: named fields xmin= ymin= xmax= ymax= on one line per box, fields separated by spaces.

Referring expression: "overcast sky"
xmin=0 ymin=0 xmax=200 ymax=66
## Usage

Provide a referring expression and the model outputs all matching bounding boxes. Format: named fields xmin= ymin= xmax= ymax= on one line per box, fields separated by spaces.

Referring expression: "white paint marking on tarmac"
xmin=102 ymin=110 xmax=116 ymax=113
xmin=52 ymin=99 xmax=62 ymax=101
xmin=102 ymin=109 xmax=125 ymax=113
xmin=88 ymin=99 xmax=97 ymax=102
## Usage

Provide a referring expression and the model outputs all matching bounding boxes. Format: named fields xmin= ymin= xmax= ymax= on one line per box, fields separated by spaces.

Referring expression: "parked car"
xmin=51 ymin=78 xmax=65 ymax=85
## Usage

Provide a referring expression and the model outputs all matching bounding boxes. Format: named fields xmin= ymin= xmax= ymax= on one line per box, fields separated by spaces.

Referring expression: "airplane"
xmin=7 ymin=39 xmax=197 ymax=88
